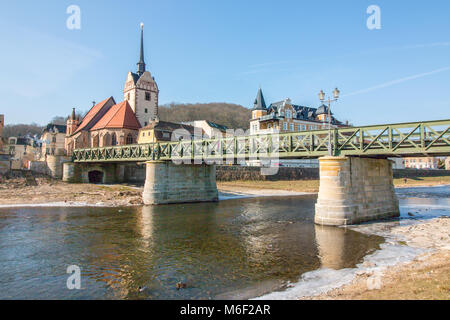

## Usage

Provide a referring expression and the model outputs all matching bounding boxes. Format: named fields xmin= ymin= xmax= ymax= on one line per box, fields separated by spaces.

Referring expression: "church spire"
xmin=137 ymin=23 xmax=146 ymax=76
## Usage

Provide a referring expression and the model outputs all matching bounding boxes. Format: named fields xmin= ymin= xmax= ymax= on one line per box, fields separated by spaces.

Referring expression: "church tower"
xmin=124 ymin=23 xmax=159 ymax=127
xmin=66 ymin=108 xmax=79 ymax=136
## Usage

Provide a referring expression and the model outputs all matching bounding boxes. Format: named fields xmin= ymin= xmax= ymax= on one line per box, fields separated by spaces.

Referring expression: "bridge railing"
xmin=72 ymin=119 xmax=450 ymax=162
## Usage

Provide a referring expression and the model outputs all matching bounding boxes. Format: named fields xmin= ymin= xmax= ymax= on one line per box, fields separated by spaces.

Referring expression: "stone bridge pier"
xmin=142 ymin=161 xmax=218 ymax=205
xmin=315 ymin=156 xmax=399 ymax=226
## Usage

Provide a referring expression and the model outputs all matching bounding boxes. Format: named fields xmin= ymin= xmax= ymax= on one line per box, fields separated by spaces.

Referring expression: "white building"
xmin=181 ymin=120 xmax=229 ymax=138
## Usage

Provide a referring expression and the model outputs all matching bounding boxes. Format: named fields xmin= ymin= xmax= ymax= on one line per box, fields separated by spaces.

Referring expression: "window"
xmin=290 ymin=123 xmax=294 ymax=131
xmin=52 ymin=136 xmax=56 ymax=143
xmin=145 ymin=92 xmax=151 ymax=101
xmin=127 ymin=93 xmax=130 ymax=100
xmin=144 ymin=122 xmax=148 ymax=126
xmin=297 ymin=125 xmax=301 ymax=131
xmin=283 ymin=122 xmax=287 ymax=131
xmin=145 ymin=108 xmax=148 ymax=113
xmin=286 ymin=110 xmax=291 ymax=118
xmin=126 ymin=134 xmax=134 ymax=145
xmin=302 ymin=125 xmax=306 ymax=131
xmin=111 ymin=133 xmax=118 ymax=146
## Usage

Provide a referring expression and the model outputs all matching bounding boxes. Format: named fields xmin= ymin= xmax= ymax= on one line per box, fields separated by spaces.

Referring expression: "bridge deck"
xmin=72 ymin=119 xmax=450 ymax=163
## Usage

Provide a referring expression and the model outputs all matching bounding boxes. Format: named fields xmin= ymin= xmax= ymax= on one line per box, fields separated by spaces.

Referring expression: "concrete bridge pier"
xmin=315 ymin=156 xmax=399 ymax=226
xmin=142 ymin=161 xmax=219 ymax=205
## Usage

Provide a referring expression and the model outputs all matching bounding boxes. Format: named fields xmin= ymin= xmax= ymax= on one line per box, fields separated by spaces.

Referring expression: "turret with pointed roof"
xmin=253 ymin=87 xmax=267 ymax=110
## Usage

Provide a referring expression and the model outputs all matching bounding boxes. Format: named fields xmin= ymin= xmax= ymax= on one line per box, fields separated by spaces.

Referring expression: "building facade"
xmin=40 ymin=123 xmax=67 ymax=159
xmin=6 ymin=136 xmax=40 ymax=169
xmin=403 ymin=157 xmax=439 ymax=169
xmin=181 ymin=120 xmax=229 ymax=138
xmin=138 ymin=119 xmax=202 ymax=144
xmin=249 ymin=88 xmax=342 ymax=135
xmin=65 ymin=99 xmax=141 ymax=155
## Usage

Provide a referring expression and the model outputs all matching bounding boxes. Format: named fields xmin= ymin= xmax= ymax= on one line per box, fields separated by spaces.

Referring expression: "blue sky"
xmin=0 ymin=0 xmax=449 ymax=126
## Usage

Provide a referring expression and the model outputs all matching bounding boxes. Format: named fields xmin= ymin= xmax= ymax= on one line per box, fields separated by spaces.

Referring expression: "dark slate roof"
xmin=267 ymin=101 xmax=341 ymax=124
xmin=253 ymin=88 xmax=267 ymax=110
xmin=15 ymin=137 xmax=31 ymax=146
xmin=141 ymin=121 xmax=198 ymax=134
xmin=130 ymin=72 xmax=142 ymax=84
xmin=268 ymin=101 xmax=318 ymax=121
xmin=206 ymin=121 xmax=228 ymax=132
xmin=42 ymin=123 xmax=67 ymax=134
xmin=316 ymin=104 xmax=333 ymax=116
xmin=141 ymin=120 xmax=202 ymax=141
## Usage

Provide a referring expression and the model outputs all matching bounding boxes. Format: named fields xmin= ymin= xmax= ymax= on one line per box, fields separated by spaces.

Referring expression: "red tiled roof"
xmin=74 ymin=97 xmax=114 ymax=134
xmin=91 ymin=101 xmax=141 ymax=130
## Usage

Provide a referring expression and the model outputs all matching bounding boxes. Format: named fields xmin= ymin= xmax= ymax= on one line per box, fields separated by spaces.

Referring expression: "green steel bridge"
xmin=72 ymin=119 xmax=450 ymax=163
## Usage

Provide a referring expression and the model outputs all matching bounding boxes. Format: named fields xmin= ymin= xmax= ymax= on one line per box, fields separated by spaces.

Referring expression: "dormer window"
xmin=286 ymin=110 xmax=291 ymax=118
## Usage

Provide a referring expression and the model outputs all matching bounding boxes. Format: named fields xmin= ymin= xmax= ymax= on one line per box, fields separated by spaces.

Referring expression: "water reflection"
xmin=0 ymin=195 xmax=385 ymax=300
xmin=315 ymin=225 xmax=381 ymax=269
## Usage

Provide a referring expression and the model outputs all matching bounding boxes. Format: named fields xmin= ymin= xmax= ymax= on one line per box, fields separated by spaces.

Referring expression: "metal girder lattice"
xmin=72 ymin=119 xmax=450 ymax=163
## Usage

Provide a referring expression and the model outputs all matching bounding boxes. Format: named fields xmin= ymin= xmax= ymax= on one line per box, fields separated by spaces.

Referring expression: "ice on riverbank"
xmin=253 ymin=186 xmax=450 ymax=300
xmin=253 ymin=242 xmax=426 ymax=300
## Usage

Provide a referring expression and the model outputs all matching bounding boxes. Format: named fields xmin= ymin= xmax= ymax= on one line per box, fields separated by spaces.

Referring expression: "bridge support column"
xmin=315 ymin=156 xmax=399 ymax=226
xmin=143 ymin=161 xmax=219 ymax=205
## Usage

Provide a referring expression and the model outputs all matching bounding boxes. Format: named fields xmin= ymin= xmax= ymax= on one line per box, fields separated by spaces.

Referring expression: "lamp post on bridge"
xmin=318 ymin=88 xmax=340 ymax=156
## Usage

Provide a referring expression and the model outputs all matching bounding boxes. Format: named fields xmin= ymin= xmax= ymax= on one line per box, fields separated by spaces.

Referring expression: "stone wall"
xmin=393 ymin=168 xmax=450 ymax=178
xmin=29 ymin=161 xmax=49 ymax=175
xmin=216 ymin=165 xmax=320 ymax=181
xmin=315 ymin=156 xmax=399 ymax=226
xmin=123 ymin=163 xmax=146 ymax=183
xmin=63 ymin=162 xmax=125 ymax=184
xmin=216 ymin=165 xmax=450 ymax=182
xmin=29 ymin=156 xmax=71 ymax=179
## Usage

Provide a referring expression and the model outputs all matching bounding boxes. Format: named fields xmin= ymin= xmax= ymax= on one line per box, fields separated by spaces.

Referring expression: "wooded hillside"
xmin=2 ymin=123 xmax=44 ymax=139
xmin=159 ymin=103 xmax=251 ymax=129
xmin=2 ymin=102 xmax=252 ymax=138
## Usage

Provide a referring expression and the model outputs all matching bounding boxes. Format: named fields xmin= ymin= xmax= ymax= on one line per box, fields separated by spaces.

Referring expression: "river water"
xmin=0 ymin=186 xmax=448 ymax=300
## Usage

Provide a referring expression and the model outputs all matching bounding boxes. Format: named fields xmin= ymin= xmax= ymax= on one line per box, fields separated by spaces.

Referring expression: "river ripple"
xmin=0 ymin=194 xmax=386 ymax=299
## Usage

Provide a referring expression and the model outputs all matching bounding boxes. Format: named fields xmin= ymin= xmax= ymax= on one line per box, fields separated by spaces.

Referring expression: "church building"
xmin=65 ymin=24 xmax=157 ymax=155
